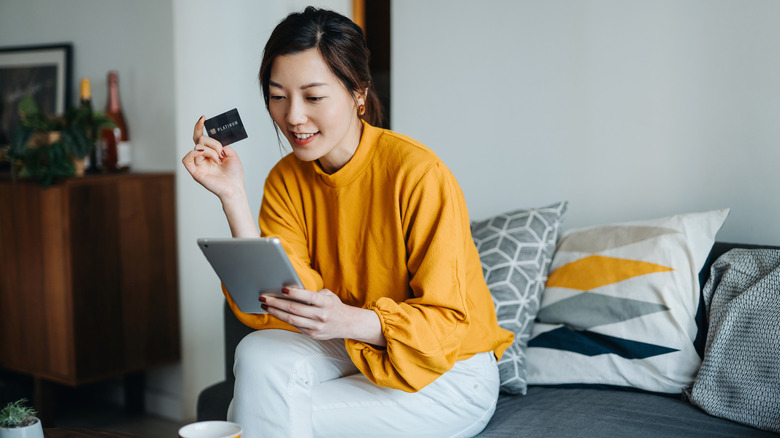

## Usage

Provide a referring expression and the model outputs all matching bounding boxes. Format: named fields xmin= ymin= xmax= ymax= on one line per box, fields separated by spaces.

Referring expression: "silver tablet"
xmin=197 ymin=237 xmax=303 ymax=314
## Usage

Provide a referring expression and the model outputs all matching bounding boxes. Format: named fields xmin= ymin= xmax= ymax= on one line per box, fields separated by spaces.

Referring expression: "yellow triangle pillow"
xmin=527 ymin=209 xmax=729 ymax=394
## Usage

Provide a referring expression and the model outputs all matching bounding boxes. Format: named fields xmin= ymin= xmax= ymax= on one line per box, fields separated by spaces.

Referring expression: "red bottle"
xmin=101 ymin=71 xmax=131 ymax=171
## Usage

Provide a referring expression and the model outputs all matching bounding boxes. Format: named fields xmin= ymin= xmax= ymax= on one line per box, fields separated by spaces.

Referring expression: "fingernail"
xmin=261 ymin=304 xmax=269 ymax=311
xmin=281 ymin=287 xmax=290 ymax=294
xmin=259 ymin=296 xmax=267 ymax=303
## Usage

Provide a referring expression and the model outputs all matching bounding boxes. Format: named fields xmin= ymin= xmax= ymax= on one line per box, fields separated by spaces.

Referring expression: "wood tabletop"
xmin=44 ymin=428 xmax=142 ymax=438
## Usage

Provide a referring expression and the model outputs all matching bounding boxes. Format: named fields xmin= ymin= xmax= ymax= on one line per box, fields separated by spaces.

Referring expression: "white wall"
xmin=392 ymin=0 xmax=780 ymax=245
xmin=171 ymin=0 xmax=285 ymax=422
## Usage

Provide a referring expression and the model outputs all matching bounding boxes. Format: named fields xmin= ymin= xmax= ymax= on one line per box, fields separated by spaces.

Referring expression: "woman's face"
xmin=268 ymin=48 xmax=364 ymax=174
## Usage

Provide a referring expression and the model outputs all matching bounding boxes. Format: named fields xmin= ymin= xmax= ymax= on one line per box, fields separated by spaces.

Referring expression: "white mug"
xmin=178 ymin=421 xmax=242 ymax=438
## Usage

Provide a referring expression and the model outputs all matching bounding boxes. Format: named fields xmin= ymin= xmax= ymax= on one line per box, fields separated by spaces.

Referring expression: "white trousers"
xmin=227 ymin=329 xmax=499 ymax=438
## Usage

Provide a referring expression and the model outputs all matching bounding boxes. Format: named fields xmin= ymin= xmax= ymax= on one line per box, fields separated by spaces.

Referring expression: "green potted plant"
xmin=0 ymin=399 xmax=43 ymax=438
xmin=6 ymin=96 xmax=114 ymax=187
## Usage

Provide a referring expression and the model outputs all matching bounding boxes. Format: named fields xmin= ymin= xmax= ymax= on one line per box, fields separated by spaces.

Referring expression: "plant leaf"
xmin=10 ymin=127 xmax=32 ymax=158
xmin=17 ymin=96 xmax=40 ymax=118
xmin=62 ymin=128 xmax=93 ymax=159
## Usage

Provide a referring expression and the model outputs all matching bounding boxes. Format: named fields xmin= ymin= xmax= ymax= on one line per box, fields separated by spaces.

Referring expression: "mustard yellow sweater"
xmin=224 ymin=121 xmax=513 ymax=392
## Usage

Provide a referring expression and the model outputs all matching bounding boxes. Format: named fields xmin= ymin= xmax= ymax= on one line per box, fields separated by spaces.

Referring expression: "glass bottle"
xmin=81 ymin=78 xmax=101 ymax=174
xmin=101 ymin=71 xmax=131 ymax=171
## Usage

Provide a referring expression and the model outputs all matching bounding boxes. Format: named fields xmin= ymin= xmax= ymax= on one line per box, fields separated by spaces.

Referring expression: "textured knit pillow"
xmin=689 ymin=249 xmax=780 ymax=433
xmin=471 ymin=201 xmax=567 ymax=394
xmin=526 ymin=209 xmax=729 ymax=394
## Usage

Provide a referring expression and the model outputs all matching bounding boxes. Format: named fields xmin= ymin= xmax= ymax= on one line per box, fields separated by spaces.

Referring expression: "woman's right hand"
xmin=182 ymin=115 xmax=246 ymax=200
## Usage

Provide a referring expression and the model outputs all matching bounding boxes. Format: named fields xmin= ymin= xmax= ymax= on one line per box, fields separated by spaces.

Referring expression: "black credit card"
xmin=204 ymin=108 xmax=248 ymax=146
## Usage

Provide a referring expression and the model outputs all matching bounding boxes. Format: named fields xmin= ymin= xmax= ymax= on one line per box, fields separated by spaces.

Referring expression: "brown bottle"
xmin=101 ymin=71 xmax=131 ymax=171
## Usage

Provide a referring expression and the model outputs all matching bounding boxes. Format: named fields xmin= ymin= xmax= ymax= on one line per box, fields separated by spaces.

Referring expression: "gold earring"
xmin=358 ymin=103 xmax=366 ymax=116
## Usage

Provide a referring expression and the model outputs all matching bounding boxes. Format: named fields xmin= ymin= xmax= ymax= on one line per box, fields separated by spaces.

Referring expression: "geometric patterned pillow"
xmin=690 ymin=249 xmax=780 ymax=433
xmin=471 ymin=201 xmax=567 ymax=395
xmin=526 ymin=209 xmax=729 ymax=394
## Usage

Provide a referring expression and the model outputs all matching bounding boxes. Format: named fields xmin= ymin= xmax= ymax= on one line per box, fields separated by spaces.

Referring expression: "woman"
xmin=183 ymin=7 xmax=513 ymax=438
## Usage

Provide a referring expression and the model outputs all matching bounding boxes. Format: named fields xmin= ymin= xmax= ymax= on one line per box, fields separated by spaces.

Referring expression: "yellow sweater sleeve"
xmin=345 ymin=163 xmax=476 ymax=392
xmin=258 ymin=170 xmax=324 ymax=292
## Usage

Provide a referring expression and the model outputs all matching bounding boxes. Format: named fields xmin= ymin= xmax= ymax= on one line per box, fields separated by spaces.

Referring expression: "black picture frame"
xmin=0 ymin=43 xmax=73 ymax=147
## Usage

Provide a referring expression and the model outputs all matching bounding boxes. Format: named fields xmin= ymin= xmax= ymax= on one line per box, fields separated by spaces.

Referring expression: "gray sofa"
xmin=197 ymin=242 xmax=778 ymax=437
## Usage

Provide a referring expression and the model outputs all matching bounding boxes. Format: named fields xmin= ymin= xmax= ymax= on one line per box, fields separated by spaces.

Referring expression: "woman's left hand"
xmin=261 ymin=287 xmax=386 ymax=347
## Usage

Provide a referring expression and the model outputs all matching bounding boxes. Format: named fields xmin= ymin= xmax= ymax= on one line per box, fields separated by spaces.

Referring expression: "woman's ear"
xmin=355 ymin=88 xmax=369 ymax=105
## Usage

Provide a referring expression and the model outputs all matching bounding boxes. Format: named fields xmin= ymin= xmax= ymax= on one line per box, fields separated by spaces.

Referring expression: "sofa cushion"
xmin=689 ymin=248 xmax=780 ymax=433
xmin=476 ymin=387 xmax=776 ymax=437
xmin=526 ymin=209 xmax=728 ymax=394
xmin=470 ymin=201 xmax=567 ymax=394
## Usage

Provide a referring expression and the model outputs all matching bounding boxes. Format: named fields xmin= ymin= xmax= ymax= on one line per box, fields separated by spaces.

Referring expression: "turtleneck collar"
xmin=311 ymin=120 xmax=382 ymax=187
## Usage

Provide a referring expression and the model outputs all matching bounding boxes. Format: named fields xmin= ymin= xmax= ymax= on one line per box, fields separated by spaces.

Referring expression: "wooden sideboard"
xmin=0 ymin=173 xmax=180 ymax=421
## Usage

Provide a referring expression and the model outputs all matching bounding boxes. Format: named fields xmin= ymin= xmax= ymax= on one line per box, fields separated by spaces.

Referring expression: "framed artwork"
xmin=0 ymin=43 xmax=73 ymax=147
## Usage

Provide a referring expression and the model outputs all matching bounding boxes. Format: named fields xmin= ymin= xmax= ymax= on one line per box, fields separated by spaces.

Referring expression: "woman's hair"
xmin=259 ymin=6 xmax=383 ymax=126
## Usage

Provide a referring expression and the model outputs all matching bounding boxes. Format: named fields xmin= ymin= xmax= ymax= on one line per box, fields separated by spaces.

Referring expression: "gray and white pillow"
xmin=689 ymin=248 xmax=780 ymax=433
xmin=471 ymin=201 xmax=567 ymax=394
